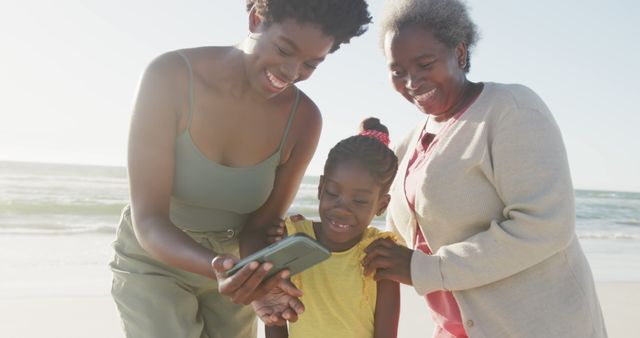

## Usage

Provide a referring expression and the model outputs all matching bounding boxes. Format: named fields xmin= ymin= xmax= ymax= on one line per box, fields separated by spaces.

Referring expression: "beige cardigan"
xmin=387 ymin=83 xmax=606 ymax=337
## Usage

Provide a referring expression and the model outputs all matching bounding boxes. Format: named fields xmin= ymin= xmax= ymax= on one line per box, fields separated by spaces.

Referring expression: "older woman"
xmin=362 ymin=0 xmax=607 ymax=337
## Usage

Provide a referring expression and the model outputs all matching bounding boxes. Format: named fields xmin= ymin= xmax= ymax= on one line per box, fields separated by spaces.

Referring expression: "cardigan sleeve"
xmin=412 ymin=88 xmax=577 ymax=294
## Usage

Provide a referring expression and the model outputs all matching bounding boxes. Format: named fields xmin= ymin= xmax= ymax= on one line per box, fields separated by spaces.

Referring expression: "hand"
xmin=362 ymin=238 xmax=414 ymax=285
xmin=265 ymin=219 xmax=286 ymax=244
xmin=212 ymin=254 xmax=300 ymax=305
xmin=251 ymin=279 xmax=305 ymax=326
xmin=265 ymin=214 xmax=306 ymax=244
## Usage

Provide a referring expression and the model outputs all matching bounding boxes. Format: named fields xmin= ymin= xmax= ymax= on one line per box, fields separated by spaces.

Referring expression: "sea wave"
xmin=576 ymin=190 xmax=640 ymax=200
xmin=0 ymin=224 xmax=117 ymax=235
xmin=617 ymin=220 xmax=640 ymax=226
xmin=577 ymin=232 xmax=640 ymax=240
xmin=0 ymin=201 xmax=127 ymax=216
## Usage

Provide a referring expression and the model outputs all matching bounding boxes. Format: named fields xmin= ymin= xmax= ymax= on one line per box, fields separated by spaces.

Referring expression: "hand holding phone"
xmin=226 ymin=233 xmax=330 ymax=278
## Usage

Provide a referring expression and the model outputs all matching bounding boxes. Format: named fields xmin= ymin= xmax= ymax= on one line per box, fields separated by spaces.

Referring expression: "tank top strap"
xmin=175 ymin=50 xmax=194 ymax=128
xmin=277 ymin=87 xmax=301 ymax=153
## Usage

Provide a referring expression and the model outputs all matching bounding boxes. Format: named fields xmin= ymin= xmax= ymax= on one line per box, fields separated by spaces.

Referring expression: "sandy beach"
xmin=1 ymin=283 xmax=637 ymax=338
xmin=1 ymin=231 xmax=638 ymax=338
xmin=0 ymin=234 xmax=635 ymax=338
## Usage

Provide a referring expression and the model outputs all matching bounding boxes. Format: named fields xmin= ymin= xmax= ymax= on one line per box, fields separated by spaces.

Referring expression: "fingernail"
xmin=263 ymin=262 xmax=273 ymax=271
xmin=249 ymin=262 xmax=259 ymax=270
xmin=280 ymin=270 xmax=290 ymax=278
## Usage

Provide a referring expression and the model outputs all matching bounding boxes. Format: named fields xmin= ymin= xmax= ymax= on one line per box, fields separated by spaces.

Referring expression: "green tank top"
xmin=170 ymin=50 xmax=300 ymax=232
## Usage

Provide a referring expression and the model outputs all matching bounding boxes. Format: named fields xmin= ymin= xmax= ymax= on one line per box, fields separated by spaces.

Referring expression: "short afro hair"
xmin=246 ymin=0 xmax=371 ymax=52
xmin=379 ymin=0 xmax=479 ymax=72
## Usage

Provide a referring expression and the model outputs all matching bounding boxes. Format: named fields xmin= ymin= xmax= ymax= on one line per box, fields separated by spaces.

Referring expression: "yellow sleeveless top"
xmin=284 ymin=218 xmax=396 ymax=338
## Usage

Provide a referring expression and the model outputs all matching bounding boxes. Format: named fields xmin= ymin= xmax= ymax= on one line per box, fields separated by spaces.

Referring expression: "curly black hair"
xmin=246 ymin=0 xmax=371 ymax=52
xmin=324 ymin=118 xmax=399 ymax=195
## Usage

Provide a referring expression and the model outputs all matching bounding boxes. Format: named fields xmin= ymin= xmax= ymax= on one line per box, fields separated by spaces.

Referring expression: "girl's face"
xmin=316 ymin=160 xmax=390 ymax=252
xmin=243 ymin=10 xmax=335 ymax=98
xmin=384 ymin=25 xmax=468 ymax=119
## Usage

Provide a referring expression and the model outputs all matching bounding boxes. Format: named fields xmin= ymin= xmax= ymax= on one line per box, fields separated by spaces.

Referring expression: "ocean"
xmin=1 ymin=160 xmax=639 ymax=283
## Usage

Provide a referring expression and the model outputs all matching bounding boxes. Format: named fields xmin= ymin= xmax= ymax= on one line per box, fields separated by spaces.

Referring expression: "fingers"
xmin=364 ymin=237 xmax=396 ymax=253
xmin=281 ymin=308 xmax=298 ymax=323
xmin=266 ymin=313 xmax=287 ymax=326
xmin=215 ymin=258 xmax=278 ymax=304
xmin=361 ymin=245 xmax=394 ymax=274
xmin=230 ymin=262 xmax=276 ymax=304
xmin=249 ymin=269 xmax=292 ymax=302
xmin=265 ymin=219 xmax=286 ymax=244
xmin=287 ymin=295 xmax=305 ymax=316
xmin=289 ymin=214 xmax=305 ymax=222
xmin=211 ymin=254 xmax=238 ymax=275
xmin=278 ymin=278 xmax=303 ymax=298
xmin=363 ymin=254 xmax=395 ymax=277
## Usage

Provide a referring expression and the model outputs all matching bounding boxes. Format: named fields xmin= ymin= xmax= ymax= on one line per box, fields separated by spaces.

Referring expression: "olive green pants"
xmin=110 ymin=207 xmax=257 ymax=338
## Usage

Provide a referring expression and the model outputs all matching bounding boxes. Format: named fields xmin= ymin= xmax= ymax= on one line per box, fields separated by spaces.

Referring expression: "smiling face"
xmin=316 ymin=160 xmax=390 ymax=252
xmin=384 ymin=25 xmax=468 ymax=119
xmin=243 ymin=10 xmax=335 ymax=98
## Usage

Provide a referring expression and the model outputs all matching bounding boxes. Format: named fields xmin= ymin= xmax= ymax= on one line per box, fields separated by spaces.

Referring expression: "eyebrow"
xmin=388 ymin=53 xmax=437 ymax=67
xmin=325 ymin=177 xmax=374 ymax=194
xmin=276 ymin=36 xmax=326 ymax=62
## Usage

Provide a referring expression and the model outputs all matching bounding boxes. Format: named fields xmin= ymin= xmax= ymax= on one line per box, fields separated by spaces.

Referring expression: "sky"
xmin=1 ymin=0 xmax=639 ymax=192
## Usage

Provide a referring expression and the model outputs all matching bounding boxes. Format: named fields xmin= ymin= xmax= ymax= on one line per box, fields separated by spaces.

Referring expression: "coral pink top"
xmin=404 ymin=112 xmax=468 ymax=338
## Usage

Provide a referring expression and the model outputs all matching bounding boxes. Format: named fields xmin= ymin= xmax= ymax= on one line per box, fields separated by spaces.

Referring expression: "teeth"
xmin=331 ymin=220 xmax=349 ymax=229
xmin=266 ymin=71 xmax=288 ymax=89
xmin=413 ymin=88 xmax=436 ymax=103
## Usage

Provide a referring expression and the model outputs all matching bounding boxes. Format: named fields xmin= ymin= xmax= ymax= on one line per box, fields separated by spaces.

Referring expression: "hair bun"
xmin=360 ymin=117 xmax=389 ymax=134
xmin=359 ymin=117 xmax=390 ymax=146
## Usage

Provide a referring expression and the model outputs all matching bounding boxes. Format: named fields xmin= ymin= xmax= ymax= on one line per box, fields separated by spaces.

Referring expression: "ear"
xmin=248 ymin=5 xmax=264 ymax=34
xmin=376 ymin=194 xmax=391 ymax=216
xmin=455 ymin=42 xmax=468 ymax=69
xmin=317 ymin=175 xmax=325 ymax=200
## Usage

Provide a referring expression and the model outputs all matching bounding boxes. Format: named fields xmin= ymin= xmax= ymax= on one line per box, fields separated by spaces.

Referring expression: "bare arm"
xmin=128 ymin=52 xmax=218 ymax=278
xmin=374 ymin=279 xmax=400 ymax=338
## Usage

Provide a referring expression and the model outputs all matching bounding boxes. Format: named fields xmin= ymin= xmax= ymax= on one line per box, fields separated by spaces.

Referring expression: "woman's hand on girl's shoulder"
xmin=362 ymin=238 xmax=413 ymax=285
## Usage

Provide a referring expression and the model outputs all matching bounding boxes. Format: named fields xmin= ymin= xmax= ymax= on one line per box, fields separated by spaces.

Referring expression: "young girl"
xmin=265 ymin=118 xmax=401 ymax=338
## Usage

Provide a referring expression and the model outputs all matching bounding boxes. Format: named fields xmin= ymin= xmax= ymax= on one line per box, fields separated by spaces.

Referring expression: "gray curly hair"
xmin=379 ymin=0 xmax=479 ymax=73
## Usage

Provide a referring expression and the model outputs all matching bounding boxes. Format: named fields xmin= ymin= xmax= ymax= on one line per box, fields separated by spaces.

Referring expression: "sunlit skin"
xmin=362 ymin=25 xmax=483 ymax=285
xmin=315 ymin=159 xmax=390 ymax=252
xmin=384 ymin=25 xmax=482 ymax=122
xmin=127 ymin=6 xmax=335 ymax=327
xmin=243 ymin=14 xmax=334 ymax=99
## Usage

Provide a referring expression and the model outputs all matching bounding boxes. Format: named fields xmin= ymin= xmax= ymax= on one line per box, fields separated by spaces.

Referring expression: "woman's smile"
xmin=265 ymin=70 xmax=290 ymax=92
xmin=412 ymin=88 xmax=437 ymax=105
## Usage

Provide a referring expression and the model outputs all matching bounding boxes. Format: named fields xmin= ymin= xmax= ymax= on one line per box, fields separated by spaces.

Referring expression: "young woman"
xmin=110 ymin=1 xmax=371 ymax=337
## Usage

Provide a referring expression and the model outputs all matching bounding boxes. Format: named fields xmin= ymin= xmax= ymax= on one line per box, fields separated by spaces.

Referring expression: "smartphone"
xmin=225 ymin=233 xmax=330 ymax=278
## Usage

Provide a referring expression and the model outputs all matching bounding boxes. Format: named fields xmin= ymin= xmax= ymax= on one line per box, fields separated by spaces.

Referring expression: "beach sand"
xmin=0 ymin=234 xmax=636 ymax=337
xmin=0 ymin=283 xmax=636 ymax=338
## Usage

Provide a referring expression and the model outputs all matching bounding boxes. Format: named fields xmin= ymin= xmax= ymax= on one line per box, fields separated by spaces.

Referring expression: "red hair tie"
xmin=359 ymin=130 xmax=390 ymax=147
